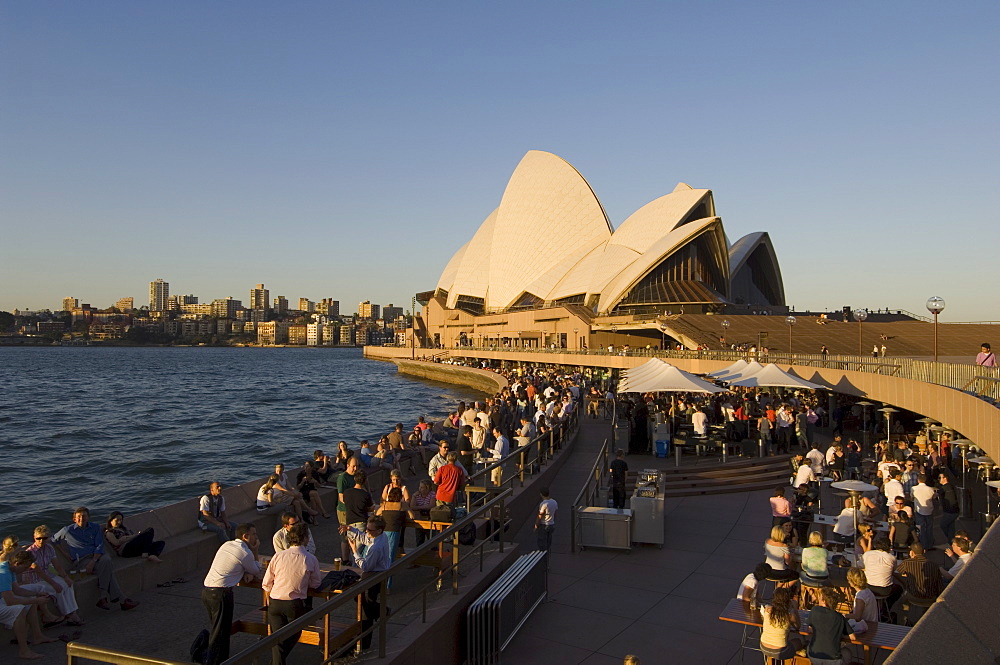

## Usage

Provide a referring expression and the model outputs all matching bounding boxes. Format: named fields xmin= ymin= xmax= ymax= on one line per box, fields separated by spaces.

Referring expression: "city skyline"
xmin=3 ymin=2 xmax=999 ymax=321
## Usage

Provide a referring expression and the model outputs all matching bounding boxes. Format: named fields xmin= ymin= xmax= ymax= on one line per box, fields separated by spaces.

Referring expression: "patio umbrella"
xmin=707 ymin=359 xmax=748 ymax=378
xmin=725 ymin=363 xmax=827 ymax=390
xmin=619 ymin=360 xmax=726 ymax=394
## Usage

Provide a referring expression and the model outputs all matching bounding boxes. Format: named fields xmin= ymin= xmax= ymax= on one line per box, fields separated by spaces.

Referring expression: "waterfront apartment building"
xmin=358 ymin=300 xmax=380 ymax=320
xmin=298 ymin=298 xmax=315 ymax=313
xmin=115 ymin=297 xmax=134 ymax=311
xmin=273 ymin=296 xmax=288 ymax=315
xmin=149 ymin=279 xmax=169 ymax=312
xmin=288 ymin=324 xmax=308 ymax=345
xmin=257 ymin=321 xmax=290 ymax=345
xmin=62 ymin=297 xmax=79 ymax=312
xmin=306 ymin=323 xmax=323 ymax=346
xmin=338 ymin=324 xmax=355 ymax=345
xmin=250 ymin=284 xmax=269 ymax=313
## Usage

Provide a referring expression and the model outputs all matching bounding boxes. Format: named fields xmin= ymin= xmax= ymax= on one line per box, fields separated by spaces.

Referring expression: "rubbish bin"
xmin=655 ymin=440 xmax=669 ymax=458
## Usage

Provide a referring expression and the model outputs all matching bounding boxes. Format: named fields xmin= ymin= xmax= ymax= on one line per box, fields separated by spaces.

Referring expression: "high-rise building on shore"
xmin=273 ymin=296 xmax=288 ymax=315
xmin=383 ymin=304 xmax=403 ymax=322
xmin=211 ymin=297 xmax=241 ymax=319
xmin=115 ymin=297 xmax=134 ymax=311
xmin=298 ymin=298 xmax=315 ymax=313
xmin=62 ymin=297 xmax=79 ymax=312
xmin=149 ymin=279 xmax=169 ymax=312
xmin=319 ymin=299 xmax=339 ymax=317
xmin=358 ymin=300 xmax=380 ymax=320
xmin=250 ymin=284 xmax=269 ymax=313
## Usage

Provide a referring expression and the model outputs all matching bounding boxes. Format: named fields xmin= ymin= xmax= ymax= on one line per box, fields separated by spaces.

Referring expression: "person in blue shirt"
xmin=1 ymin=550 xmax=56 ymax=659
xmin=51 ymin=506 xmax=138 ymax=611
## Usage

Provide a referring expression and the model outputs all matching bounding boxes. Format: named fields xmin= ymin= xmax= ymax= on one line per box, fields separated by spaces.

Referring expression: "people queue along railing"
xmin=449 ymin=345 xmax=1000 ymax=402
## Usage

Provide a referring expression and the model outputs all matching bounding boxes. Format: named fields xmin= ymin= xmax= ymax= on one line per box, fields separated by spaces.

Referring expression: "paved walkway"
xmin=505 ymin=419 xmax=769 ymax=665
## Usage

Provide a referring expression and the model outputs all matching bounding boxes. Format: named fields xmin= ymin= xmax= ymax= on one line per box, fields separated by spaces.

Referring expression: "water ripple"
xmin=1 ymin=347 xmax=484 ymax=537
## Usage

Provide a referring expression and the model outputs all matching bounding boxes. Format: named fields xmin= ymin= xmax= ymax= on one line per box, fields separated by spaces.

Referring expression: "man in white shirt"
xmin=691 ymin=407 xmax=708 ymax=436
xmin=198 ymin=524 xmax=262 ymax=665
xmin=806 ymin=444 xmax=826 ymax=476
xmin=794 ymin=459 xmax=816 ymax=488
xmin=489 ymin=426 xmax=509 ymax=485
xmin=910 ymin=475 xmax=937 ymax=550
xmin=942 ymin=536 xmax=972 ymax=580
xmin=273 ymin=512 xmax=316 ymax=556
xmin=832 ymin=497 xmax=858 ymax=544
xmin=535 ymin=488 xmax=558 ymax=552
xmin=882 ymin=472 xmax=905 ymax=513
xmin=861 ymin=537 xmax=902 ymax=620
xmin=775 ymin=405 xmax=794 ymax=453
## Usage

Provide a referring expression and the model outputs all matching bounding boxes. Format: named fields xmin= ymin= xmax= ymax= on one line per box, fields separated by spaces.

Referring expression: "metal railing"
xmin=569 ymin=437 xmax=610 ymax=554
xmin=464 ymin=408 xmax=581 ymax=511
xmin=449 ymin=347 xmax=1000 ymax=403
xmin=66 ymin=644 xmax=188 ymax=665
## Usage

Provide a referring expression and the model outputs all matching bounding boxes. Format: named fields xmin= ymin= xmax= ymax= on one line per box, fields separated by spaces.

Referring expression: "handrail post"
xmin=499 ymin=496 xmax=505 ymax=553
xmin=451 ymin=531 xmax=460 ymax=594
xmin=378 ymin=579 xmax=388 ymax=657
xmin=519 ymin=449 xmax=526 ymax=485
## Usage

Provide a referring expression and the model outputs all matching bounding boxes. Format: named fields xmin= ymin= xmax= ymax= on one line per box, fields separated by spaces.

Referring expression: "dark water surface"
xmin=0 ymin=347 xmax=480 ymax=538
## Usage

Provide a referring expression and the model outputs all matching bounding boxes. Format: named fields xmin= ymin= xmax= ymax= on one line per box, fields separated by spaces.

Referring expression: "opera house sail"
xmin=422 ymin=150 xmax=785 ymax=349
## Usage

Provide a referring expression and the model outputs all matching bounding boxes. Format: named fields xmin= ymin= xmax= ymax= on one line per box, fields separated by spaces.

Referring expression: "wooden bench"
xmin=719 ymin=597 xmax=910 ymax=665
xmin=233 ymin=560 xmax=363 ymax=660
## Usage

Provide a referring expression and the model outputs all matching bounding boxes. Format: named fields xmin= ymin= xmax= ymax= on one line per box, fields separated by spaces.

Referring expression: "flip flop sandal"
xmin=43 ymin=619 xmax=65 ymax=628
xmin=65 ymin=619 xmax=85 ymax=627
xmin=58 ymin=630 xmax=84 ymax=642
xmin=171 ymin=577 xmax=189 ymax=584
xmin=156 ymin=581 xmax=174 ymax=588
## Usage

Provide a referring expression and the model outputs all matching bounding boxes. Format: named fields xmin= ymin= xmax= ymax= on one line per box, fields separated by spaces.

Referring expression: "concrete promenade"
xmin=504 ymin=419 xmax=768 ymax=665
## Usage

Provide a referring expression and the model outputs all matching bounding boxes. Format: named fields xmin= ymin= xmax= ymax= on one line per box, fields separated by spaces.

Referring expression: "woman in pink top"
xmin=770 ymin=486 xmax=792 ymax=527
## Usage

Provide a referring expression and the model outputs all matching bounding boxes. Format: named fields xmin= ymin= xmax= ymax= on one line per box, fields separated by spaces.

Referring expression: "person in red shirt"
xmin=432 ymin=452 xmax=465 ymax=506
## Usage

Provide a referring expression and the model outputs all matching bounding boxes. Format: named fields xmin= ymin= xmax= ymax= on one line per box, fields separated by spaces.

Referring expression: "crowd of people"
xmin=0 ymin=364 xmax=586 ymax=662
xmin=737 ymin=412 xmax=983 ymax=664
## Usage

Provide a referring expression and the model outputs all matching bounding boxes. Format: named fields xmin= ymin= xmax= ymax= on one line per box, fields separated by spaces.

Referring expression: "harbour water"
xmin=0 ymin=346 xmax=479 ymax=539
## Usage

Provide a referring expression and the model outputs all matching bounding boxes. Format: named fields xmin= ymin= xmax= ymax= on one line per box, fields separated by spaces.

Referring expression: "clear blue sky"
xmin=3 ymin=1 xmax=998 ymax=320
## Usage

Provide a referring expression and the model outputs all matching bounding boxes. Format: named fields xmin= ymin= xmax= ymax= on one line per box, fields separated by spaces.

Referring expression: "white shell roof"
xmin=436 ymin=151 xmax=769 ymax=313
xmin=485 ymin=151 xmax=613 ymax=309
xmin=597 ymin=217 xmax=726 ymax=312
xmin=609 ymin=188 xmax=712 ymax=253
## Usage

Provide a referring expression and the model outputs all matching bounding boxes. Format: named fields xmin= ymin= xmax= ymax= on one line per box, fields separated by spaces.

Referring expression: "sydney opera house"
xmin=419 ymin=150 xmax=787 ymax=350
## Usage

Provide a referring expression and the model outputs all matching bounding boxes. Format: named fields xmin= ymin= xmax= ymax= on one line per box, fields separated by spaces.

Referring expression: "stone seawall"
xmin=392 ymin=359 xmax=508 ymax=395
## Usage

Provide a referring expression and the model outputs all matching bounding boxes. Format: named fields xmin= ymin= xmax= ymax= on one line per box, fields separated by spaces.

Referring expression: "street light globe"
xmin=721 ymin=319 xmax=731 ymax=329
xmin=855 ymin=309 xmax=868 ymax=322
xmin=926 ymin=296 xmax=946 ymax=315
xmin=786 ymin=316 xmax=797 ymax=326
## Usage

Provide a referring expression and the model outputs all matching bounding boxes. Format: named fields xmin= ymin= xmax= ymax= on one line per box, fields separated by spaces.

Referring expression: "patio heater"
xmin=879 ymin=406 xmax=899 ymax=446
xmin=951 ymin=438 xmax=973 ymax=517
xmin=856 ymin=401 xmax=874 ymax=456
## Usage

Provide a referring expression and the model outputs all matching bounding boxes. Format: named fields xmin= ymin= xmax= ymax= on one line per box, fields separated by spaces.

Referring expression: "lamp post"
xmin=855 ymin=309 xmax=868 ymax=357
xmin=610 ymin=324 xmax=617 ymax=353
xmin=785 ymin=315 xmax=796 ymax=357
xmin=926 ymin=296 xmax=945 ymax=363
xmin=721 ymin=319 xmax=730 ymax=348
xmin=573 ymin=327 xmax=579 ymax=351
